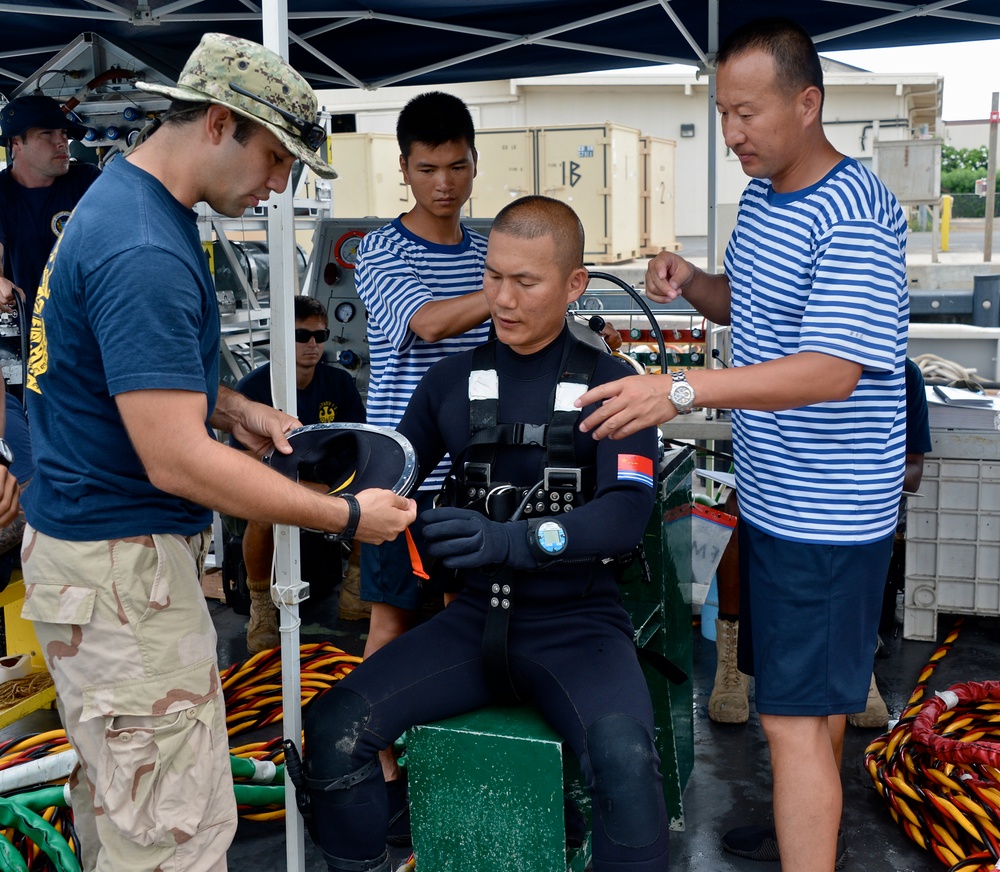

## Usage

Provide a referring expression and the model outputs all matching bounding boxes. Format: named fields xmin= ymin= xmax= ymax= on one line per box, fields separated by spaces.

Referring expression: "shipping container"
xmin=467 ymin=128 xmax=536 ymax=218
xmin=536 ymin=123 xmax=641 ymax=264
xmin=639 ymin=134 xmax=677 ymax=255
xmin=327 ymin=132 xmax=412 ymax=217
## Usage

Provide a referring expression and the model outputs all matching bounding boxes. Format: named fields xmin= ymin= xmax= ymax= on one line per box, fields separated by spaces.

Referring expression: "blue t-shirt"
xmin=0 ymin=162 xmax=100 ymax=313
xmin=905 ymin=358 xmax=933 ymax=456
xmin=23 ymin=157 xmax=219 ymax=540
xmin=5 ymin=392 xmax=33 ymax=486
xmin=229 ymin=361 xmax=366 ymax=450
xmin=725 ymin=157 xmax=909 ymax=544
xmin=355 ymin=218 xmax=490 ymax=492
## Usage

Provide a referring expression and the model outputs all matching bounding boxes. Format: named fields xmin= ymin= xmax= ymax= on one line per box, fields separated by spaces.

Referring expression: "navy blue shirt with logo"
xmin=24 ymin=157 xmax=219 ymax=541
xmin=230 ymin=361 xmax=365 ymax=452
xmin=0 ymin=162 xmax=100 ymax=312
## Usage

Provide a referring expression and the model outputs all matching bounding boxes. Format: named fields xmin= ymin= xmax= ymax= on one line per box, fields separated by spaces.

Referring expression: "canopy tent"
xmin=0 ymin=0 xmax=999 ymax=94
xmin=7 ymin=1 xmax=983 ymax=306
xmin=3 ymin=3 xmax=1000 ymax=871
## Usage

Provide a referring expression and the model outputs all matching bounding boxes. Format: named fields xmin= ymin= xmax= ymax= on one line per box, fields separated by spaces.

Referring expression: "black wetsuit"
xmin=304 ymin=327 xmax=671 ymax=872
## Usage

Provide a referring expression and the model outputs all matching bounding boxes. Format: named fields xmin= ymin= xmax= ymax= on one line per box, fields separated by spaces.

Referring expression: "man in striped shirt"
xmin=353 ymin=91 xmax=491 ymax=836
xmin=577 ymin=17 xmax=907 ymax=872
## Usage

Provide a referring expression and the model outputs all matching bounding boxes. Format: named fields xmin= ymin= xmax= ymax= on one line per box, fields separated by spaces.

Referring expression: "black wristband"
xmin=338 ymin=493 xmax=361 ymax=542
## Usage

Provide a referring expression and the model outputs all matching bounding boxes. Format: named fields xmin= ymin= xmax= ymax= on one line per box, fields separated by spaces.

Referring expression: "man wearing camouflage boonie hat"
xmin=135 ymin=32 xmax=337 ymax=181
xmin=20 ymin=32 xmax=415 ymax=872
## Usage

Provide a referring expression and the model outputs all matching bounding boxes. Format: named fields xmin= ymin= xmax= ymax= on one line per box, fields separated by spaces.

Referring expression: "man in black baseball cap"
xmin=0 ymin=94 xmax=90 ymax=142
xmin=0 ymin=94 xmax=99 ymax=319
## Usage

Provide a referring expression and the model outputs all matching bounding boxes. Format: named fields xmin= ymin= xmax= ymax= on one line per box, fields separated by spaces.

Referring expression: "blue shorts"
xmin=359 ymin=492 xmax=434 ymax=611
xmin=736 ymin=520 xmax=893 ymax=717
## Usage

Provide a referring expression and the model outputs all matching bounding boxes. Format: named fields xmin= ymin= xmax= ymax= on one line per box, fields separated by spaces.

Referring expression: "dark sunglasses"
xmin=228 ymin=82 xmax=326 ymax=152
xmin=294 ymin=328 xmax=330 ymax=344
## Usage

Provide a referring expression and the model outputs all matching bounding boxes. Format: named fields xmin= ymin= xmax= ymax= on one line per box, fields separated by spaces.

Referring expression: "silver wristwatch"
xmin=669 ymin=370 xmax=695 ymax=415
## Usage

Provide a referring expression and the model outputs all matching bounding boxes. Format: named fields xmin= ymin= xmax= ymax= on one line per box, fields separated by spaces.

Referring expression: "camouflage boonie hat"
xmin=136 ymin=32 xmax=336 ymax=178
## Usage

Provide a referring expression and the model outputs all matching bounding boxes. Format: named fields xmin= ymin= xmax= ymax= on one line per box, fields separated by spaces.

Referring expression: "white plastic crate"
xmin=904 ymin=429 xmax=1000 ymax=640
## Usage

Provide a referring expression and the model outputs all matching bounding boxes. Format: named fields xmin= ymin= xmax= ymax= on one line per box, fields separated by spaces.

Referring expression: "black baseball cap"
xmin=0 ymin=95 xmax=89 ymax=140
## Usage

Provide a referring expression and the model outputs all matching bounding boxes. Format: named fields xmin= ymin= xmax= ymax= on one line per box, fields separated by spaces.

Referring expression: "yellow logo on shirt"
xmin=25 ymin=230 xmax=64 ymax=395
xmin=318 ymin=401 xmax=339 ymax=423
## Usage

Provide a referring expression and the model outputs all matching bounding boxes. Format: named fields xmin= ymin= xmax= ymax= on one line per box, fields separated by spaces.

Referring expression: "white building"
xmin=318 ymin=59 xmax=942 ymax=239
xmin=944 ymin=118 xmax=993 ymax=150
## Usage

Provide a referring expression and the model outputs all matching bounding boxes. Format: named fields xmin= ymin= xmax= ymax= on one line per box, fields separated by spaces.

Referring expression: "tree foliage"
xmin=942 ymin=145 xmax=989 ymax=174
xmin=941 ymin=168 xmax=998 ymax=194
xmin=941 ymin=146 xmax=998 ymax=193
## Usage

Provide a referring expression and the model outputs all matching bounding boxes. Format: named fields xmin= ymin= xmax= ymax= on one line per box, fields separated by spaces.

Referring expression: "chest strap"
xmin=465 ymin=334 xmax=602 ymax=701
xmin=467 ymin=334 xmax=600 ymax=469
xmin=450 ymin=334 xmax=602 ymax=519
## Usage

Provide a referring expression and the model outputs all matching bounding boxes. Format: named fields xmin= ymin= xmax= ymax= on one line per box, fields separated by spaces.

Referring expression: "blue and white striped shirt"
xmin=725 ymin=157 xmax=908 ymax=544
xmin=356 ymin=218 xmax=490 ymax=492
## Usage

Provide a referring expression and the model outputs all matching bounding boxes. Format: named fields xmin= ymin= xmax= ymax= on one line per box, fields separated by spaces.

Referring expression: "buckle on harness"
xmin=463 ymin=462 xmax=491 ymax=487
xmin=544 ymin=467 xmax=582 ymax=492
xmin=513 ymin=422 xmax=547 ymax=446
xmin=462 ymin=462 xmax=491 ymax=502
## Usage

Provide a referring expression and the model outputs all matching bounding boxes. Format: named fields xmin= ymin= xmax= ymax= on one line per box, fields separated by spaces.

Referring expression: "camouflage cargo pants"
xmin=20 ymin=525 xmax=237 ymax=872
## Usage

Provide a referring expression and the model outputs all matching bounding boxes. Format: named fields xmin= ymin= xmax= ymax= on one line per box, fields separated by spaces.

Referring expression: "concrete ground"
xmin=672 ymin=613 xmax=999 ymax=872
xmin=218 ymin=589 xmax=1000 ymax=872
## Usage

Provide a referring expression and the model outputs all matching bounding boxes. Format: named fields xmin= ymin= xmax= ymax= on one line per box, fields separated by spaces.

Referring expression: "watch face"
xmin=0 ymin=439 xmax=13 ymax=468
xmin=670 ymin=380 xmax=695 ymax=412
xmin=672 ymin=383 xmax=695 ymax=406
xmin=536 ymin=520 xmax=567 ymax=555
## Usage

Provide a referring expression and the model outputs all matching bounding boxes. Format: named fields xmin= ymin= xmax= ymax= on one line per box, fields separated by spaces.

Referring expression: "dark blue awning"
xmin=0 ymin=1 xmax=997 ymax=94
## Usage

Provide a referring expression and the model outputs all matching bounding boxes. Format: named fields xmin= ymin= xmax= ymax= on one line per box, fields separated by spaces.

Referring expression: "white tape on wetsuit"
xmin=554 ymin=381 xmax=587 ymax=412
xmin=469 ymin=368 xmax=499 ymax=401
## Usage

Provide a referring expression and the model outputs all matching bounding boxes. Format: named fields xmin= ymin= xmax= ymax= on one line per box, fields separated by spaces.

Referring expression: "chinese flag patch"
xmin=617 ymin=454 xmax=654 ymax=488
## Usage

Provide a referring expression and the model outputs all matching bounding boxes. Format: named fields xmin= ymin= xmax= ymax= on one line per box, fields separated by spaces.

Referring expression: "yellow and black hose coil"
xmin=865 ymin=620 xmax=1000 ymax=871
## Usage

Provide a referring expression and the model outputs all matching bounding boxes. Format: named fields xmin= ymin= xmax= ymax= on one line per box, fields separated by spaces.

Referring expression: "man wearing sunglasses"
xmin=20 ymin=33 xmax=415 ymax=872
xmin=232 ymin=296 xmax=366 ymax=651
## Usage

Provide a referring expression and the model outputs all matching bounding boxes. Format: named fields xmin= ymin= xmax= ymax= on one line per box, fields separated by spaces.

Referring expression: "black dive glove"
xmin=422 ymin=507 xmax=534 ymax=570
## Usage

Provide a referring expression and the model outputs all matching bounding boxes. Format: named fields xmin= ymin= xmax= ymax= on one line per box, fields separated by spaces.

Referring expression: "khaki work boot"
xmin=246 ymin=577 xmax=280 ymax=654
xmin=709 ymin=618 xmax=750 ymax=724
xmin=338 ymin=553 xmax=371 ymax=621
xmin=848 ymin=672 xmax=889 ymax=729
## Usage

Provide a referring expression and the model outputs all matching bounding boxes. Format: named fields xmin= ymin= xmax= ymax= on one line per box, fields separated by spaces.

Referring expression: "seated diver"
xmin=300 ymin=195 xmax=670 ymax=872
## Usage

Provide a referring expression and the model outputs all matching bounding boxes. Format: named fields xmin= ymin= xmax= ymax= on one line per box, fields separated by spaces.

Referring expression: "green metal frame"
xmin=407 ymin=705 xmax=592 ymax=872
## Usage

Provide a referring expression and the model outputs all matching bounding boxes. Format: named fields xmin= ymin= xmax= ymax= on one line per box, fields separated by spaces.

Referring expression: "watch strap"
xmin=337 ymin=493 xmax=361 ymax=542
xmin=669 ymin=370 xmax=695 ymax=414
